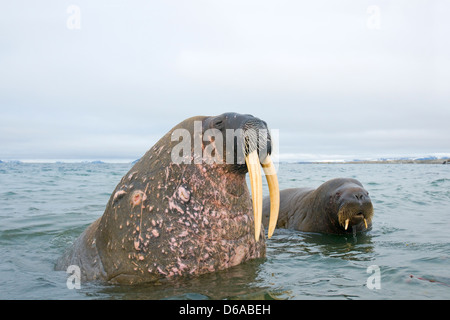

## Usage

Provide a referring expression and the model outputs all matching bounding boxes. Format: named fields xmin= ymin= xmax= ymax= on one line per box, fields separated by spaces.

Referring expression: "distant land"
xmin=304 ymin=156 xmax=450 ymax=164
xmin=0 ymin=156 xmax=449 ymax=164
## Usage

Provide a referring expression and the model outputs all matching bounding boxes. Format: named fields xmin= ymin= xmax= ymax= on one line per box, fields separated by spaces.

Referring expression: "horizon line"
xmin=1 ymin=153 xmax=449 ymax=164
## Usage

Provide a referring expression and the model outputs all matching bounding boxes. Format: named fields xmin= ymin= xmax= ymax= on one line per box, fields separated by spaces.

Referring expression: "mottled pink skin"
xmin=56 ymin=116 xmax=266 ymax=284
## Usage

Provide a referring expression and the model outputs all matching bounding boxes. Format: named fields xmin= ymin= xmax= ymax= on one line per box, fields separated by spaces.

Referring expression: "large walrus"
xmin=262 ymin=178 xmax=373 ymax=234
xmin=56 ymin=113 xmax=279 ymax=284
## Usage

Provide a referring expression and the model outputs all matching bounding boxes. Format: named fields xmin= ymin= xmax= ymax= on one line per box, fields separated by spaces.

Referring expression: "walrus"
xmin=56 ymin=113 xmax=280 ymax=284
xmin=262 ymin=178 xmax=373 ymax=234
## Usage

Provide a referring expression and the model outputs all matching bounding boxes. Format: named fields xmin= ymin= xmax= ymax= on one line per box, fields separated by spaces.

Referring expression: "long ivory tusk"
xmin=261 ymin=155 xmax=279 ymax=239
xmin=245 ymin=150 xmax=263 ymax=241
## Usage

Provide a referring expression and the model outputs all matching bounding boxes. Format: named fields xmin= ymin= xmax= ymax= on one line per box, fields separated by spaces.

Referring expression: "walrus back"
xmin=262 ymin=188 xmax=314 ymax=230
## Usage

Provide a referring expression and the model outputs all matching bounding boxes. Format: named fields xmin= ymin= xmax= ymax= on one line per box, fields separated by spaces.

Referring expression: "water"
xmin=1 ymin=162 xmax=449 ymax=299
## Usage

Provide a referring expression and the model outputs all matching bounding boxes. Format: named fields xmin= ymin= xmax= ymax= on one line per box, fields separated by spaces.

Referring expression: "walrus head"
xmin=201 ymin=112 xmax=280 ymax=240
xmin=321 ymin=178 xmax=374 ymax=234
xmin=79 ymin=112 xmax=279 ymax=283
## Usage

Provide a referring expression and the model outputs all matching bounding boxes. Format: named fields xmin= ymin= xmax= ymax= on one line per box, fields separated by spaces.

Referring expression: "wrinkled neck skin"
xmin=92 ymin=118 xmax=265 ymax=284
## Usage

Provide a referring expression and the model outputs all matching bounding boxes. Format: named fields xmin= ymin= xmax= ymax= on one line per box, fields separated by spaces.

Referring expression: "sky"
xmin=1 ymin=1 xmax=449 ymax=162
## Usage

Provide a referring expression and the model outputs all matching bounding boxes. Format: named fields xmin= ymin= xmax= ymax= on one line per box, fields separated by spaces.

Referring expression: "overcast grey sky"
xmin=1 ymin=1 xmax=449 ymax=162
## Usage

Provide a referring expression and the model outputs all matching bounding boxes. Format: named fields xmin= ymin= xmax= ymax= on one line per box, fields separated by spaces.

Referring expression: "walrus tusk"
xmin=364 ymin=218 xmax=368 ymax=229
xmin=261 ymin=155 xmax=279 ymax=239
xmin=344 ymin=219 xmax=349 ymax=230
xmin=246 ymin=150 xmax=263 ymax=241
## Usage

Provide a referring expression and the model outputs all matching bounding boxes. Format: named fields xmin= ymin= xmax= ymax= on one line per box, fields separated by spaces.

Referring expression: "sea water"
xmin=0 ymin=162 xmax=449 ymax=299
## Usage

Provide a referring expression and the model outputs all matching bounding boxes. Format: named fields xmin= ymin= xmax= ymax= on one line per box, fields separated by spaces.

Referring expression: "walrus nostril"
xmin=355 ymin=193 xmax=364 ymax=200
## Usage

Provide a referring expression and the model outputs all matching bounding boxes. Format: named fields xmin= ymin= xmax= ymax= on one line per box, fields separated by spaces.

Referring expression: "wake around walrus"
xmin=55 ymin=113 xmax=280 ymax=284
xmin=262 ymin=178 xmax=373 ymax=234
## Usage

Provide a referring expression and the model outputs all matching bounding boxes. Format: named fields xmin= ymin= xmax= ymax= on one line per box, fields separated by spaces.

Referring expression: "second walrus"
xmin=262 ymin=178 xmax=373 ymax=234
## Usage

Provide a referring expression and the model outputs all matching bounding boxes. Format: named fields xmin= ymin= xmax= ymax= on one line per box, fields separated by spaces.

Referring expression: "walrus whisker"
xmin=242 ymin=120 xmax=269 ymax=157
xmin=338 ymin=203 xmax=373 ymax=231
xmin=337 ymin=204 xmax=358 ymax=229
